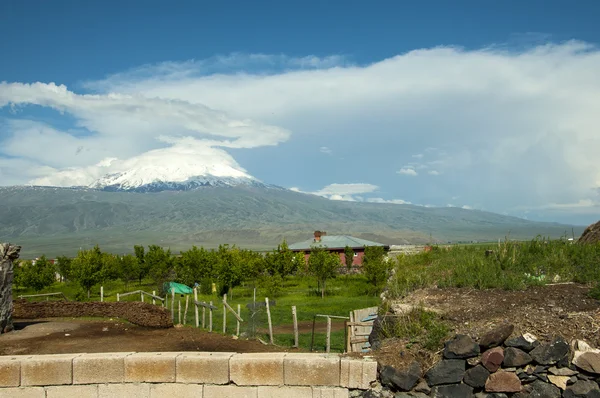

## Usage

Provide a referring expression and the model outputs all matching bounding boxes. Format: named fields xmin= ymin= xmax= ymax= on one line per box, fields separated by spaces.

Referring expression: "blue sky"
xmin=1 ymin=0 xmax=600 ymax=225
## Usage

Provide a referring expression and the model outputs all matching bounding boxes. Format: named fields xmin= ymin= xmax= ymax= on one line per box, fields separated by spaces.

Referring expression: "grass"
xmin=13 ymin=274 xmax=379 ymax=353
xmin=377 ymin=306 xmax=449 ymax=351
xmin=388 ymin=237 xmax=600 ymax=298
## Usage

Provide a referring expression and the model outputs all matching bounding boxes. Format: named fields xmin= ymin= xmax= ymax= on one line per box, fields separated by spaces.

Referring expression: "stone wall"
xmin=371 ymin=323 xmax=600 ymax=398
xmin=0 ymin=243 xmax=21 ymax=334
xmin=0 ymin=352 xmax=377 ymax=397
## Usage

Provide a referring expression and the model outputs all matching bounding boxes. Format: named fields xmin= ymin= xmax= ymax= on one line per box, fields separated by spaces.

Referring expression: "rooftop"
xmin=288 ymin=235 xmax=388 ymax=251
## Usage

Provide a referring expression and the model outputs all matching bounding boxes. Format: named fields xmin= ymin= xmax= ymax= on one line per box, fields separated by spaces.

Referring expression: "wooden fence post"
xmin=326 ymin=316 xmax=332 ymax=353
xmin=292 ymin=305 xmax=298 ymax=348
xmin=171 ymin=290 xmax=175 ymax=321
xmin=152 ymin=291 xmax=156 ymax=305
xmin=184 ymin=295 xmax=189 ymax=325
xmin=266 ymin=297 xmax=273 ymax=344
xmin=116 ymin=293 xmax=120 ymax=302
xmin=178 ymin=299 xmax=182 ymax=325
xmin=223 ymin=294 xmax=227 ymax=334
xmin=141 ymin=291 xmax=144 ymax=303
xmin=194 ymin=288 xmax=199 ymax=328
xmin=209 ymin=301 xmax=213 ymax=332
xmin=236 ymin=304 xmax=241 ymax=336
xmin=100 ymin=286 xmax=104 ymax=302
xmin=202 ymin=305 xmax=206 ymax=329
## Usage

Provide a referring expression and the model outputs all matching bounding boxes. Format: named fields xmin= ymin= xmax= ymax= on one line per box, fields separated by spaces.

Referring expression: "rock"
xmin=548 ymin=366 xmax=578 ymax=376
xmin=563 ymin=379 xmax=600 ymax=397
xmin=467 ymin=356 xmax=482 ymax=366
xmin=577 ymin=373 xmax=594 ymax=380
xmin=547 ymin=375 xmax=570 ymax=390
xmin=430 ymin=383 xmax=473 ymax=398
xmin=503 ymin=347 xmax=533 ymax=367
xmin=528 ymin=380 xmax=561 ymax=398
xmin=369 ymin=317 xmax=384 ymax=351
xmin=360 ymin=390 xmax=381 ymax=398
xmin=425 ymin=359 xmax=466 ymax=386
xmin=533 ymin=365 xmax=547 ymax=374
xmin=0 ymin=243 xmax=21 ymax=334
xmin=485 ymin=371 xmax=522 ymax=393
xmin=464 ymin=364 xmax=490 ymax=388
xmin=518 ymin=374 xmax=537 ymax=383
xmin=569 ymin=376 xmax=578 ymax=384
xmin=529 ymin=336 xmax=570 ymax=365
xmin=574 ymin=352 xmax=600 ymax=374
xmin=505 ymin=333 xmax=540 ymax=352
xmin=578 ymin=220 xmax=600 ymax=244
xmin=475 ymin=394 xmax=509 ymax=398
xmin=479 ymin=324 xmax=514 ymax=349
xmin=525 ymin=364 xmax=536 ymax=374
xmin=394 ymin=393 xmax=428 ymax=398
xmin=379 ymin=362 xmax=421 ymax=392
xmin=413 ymin=380 xmax=430 ymax=394
xmin=482 ymin=347 xmax=505 ymax=372
xmin=444 ymin=334 xmax=480 ymax=359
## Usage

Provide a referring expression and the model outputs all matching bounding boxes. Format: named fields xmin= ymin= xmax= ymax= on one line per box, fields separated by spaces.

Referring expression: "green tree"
xmin=55 ymin=255 xmax=73 ymax=282
xmin=146 ymin=245 xmax=174 ymax=287
xmin=72 ymin=246 xmax=104 ymax=298
xmin=362 ymin=246 xmax=390 ymax=289
xmin=101 ymin=253 xmax=122 ymax=282
xmin=264 ymin=239 xmax=297 ymax=277
xmin=133 ymin=245 xmax=149 ymax=285
xmin=21 ymin=255 xmax=56 ymax=292
xmin=175 ymin=246 xmax=215 ymax=287
xmin=119 ymin=254 xmax=139 ymax=288
xmin=307 ymin=246 xmax=340 ymax=298
xmin=344 ymin=245 xmax=354 ymax=270
xmin=215 ymin=244 xmax=244 ymax=296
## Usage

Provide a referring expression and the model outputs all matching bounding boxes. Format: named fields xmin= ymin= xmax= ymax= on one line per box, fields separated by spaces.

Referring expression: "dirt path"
xmin=0 ymin=319 xmax=291 ymax=356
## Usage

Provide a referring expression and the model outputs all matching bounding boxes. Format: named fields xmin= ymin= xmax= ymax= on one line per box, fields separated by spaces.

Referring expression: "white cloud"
xmin=320 ymin=146 xmax=332 ymax=155
xmin=412 ymin=154 xmax=423 ymax=159
xmin=428 ymin=170 xmax=440 ymax=175
xmin=291 ymin=183 xmax=378 ymax=202
xmin=398 ymin=167 xmax=418 ymax=176
xmin=367 ymin=197 xmax=411 ymax=205
xmin=2 ymin=42 xmax=600 ymax=222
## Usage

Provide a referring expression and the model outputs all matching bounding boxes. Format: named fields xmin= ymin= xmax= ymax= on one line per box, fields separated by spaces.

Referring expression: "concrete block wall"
xmin=0 ymin=352 xmax=376 ymax=397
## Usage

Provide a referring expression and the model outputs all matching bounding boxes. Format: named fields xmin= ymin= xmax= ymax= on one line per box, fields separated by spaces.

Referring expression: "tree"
xmin=133 ymin=245 xmax=149 ymax=285
xmin=215 ymin=244 xmax=244 ymax=296
xmin=175 ymin=246 xmax=215 ymax=287
xmin=72 ymin=246 xmax=104 ymax=298
xmin=119 ymin=254 xmax=139 ymax=288
xmin=307 ymin=246 xmax=340 ymax=298
xmin=55 ymin=256 xmax=73 ymax=282
xmin=264 ymin=239 xmax=297 ymax=277
xmin=362 ymin=246 xmax=390 ymax=289
xmin=100 ymin=253 xmax=122 ymax=283
xmin=21 ymin=255 xmax=56 ymax=292
xmin=344 ymin=245 xmax=354 ymax=271
xmin=146 ymin=245 xmax=174 ymax=286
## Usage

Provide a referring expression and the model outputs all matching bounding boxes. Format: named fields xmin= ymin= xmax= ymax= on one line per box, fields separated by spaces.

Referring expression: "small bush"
xmin=588 ymin=283 xmax=600 ymax=300
xmin=378 ymin=307 xmax=449 ymax=351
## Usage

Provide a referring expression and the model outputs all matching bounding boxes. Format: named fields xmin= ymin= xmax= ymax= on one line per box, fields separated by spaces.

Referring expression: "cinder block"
xmin=0 ymin=356 xmax=21 ymax=387
xmin=176 ymin=352 xmax=234 ymax=384
xmin=340 ymin=358 xmax=377 ymax=389
xmin=46 ymin=384 xmax=98 ymax=398
xmin=257 ymin=386 xmax=312 ymax=398
xmin=150 ymin=383 xmax=202 ymax=398
xmin=74 ymin=352 xmax=133 ymax=384
xmin=204 ymin=385 xmax=257 ymax=398
xmin=21 ymin=354 xmax=79 ymax=386
xmin=98 ymin=383 xmax=150 ymax=398
xmin=125 ymin=353 xmax=179 ymax=383
xmin=0 ymin=387 xmax=45 ymax=398
xmin=230 ymin=353 xmax=285 ymax=386
xmin=284 ymin=354 xmax=341 ymax=387
xmin=312 ymin=387 xmax=349 ymax=398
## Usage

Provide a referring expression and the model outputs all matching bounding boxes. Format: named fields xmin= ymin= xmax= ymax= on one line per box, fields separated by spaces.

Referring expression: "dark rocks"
xmin=444 ymin=334 xmax=480 ymax=359
xmin=464 ymin=365 xmax=491 ymax=388
xmin=548 ymin=366 xmax=578 ymax=376
xmin=479 ymin=324 xmax=514 ymax=349
xmin=505 ymin=333 xmax=539 ymax=352
xmin=528 ymin=379 xmax=561 ymax=398
xmin=563 ymin=379 xmax=600 ymax=397
xmin=413 ymin=380 xmax=430 ymax=394
xmin=574 ymin=352 xmax=600 ymax=374
xmin=380 ymin=362 xmax=421 ymax=392
xmin=485 ymin=371 xmax=522 ymax=393
xmin=425 ymin=359 xmax=466 ymax=386
xmin=430 ymin=383 xmax=474 ymax=398
xmin=529 ymin=336 xmax=570 ymax=365
xmin=482 ymin=347 xmax=504 ymax=372
xmin=503 ymin=347 xmax=533 ymax=367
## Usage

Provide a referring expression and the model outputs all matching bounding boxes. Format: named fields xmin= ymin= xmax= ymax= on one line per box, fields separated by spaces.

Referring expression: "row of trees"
xmin=14 ymin=241 xmax=392 ymax=298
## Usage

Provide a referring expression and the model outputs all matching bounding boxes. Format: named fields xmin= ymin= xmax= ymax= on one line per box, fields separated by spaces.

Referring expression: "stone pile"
xmin=364 ymin=324 xmax=600 ymax=398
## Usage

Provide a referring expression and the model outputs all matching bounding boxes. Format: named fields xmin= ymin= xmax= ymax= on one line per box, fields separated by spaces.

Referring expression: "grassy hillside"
xmin=0 ymin=186 xmax=582 ymax=258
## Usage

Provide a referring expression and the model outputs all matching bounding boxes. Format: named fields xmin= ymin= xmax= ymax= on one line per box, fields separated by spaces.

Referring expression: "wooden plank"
xmin=351 ymin=337 xmax=369 ymax=344
xmin=292 ymin=306 xmax=299 ymax=348
xmin=266 ymin=297 xmax=273 ymax=344
xmin=194 ymin=288 xmax=199 ymax=328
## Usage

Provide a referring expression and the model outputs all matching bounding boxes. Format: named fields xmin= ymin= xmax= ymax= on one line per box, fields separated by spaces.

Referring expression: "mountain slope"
xmin=0 ymin=185 xmax=581 ymax=257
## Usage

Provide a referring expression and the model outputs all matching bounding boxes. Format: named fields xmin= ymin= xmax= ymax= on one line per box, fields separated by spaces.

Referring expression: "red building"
xmin=288 ymin=231 xmax=389 ymax=267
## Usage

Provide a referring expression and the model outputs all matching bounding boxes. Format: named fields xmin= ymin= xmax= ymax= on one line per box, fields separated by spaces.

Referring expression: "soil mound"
xmin=13 ymin=301 xmax=173 ymax=328
xmin=578 ymin=220 xmax=600 ymax=244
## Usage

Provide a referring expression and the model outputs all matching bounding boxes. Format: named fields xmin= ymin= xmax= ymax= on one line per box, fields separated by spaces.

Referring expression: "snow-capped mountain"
xmin=87 ymin=160 xmax=268 ymax=192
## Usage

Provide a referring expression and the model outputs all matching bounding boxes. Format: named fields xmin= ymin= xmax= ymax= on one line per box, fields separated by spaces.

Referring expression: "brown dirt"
xmin=578 ymin=220 xmax=600 ymax=243
xmin=374 ymin=283 xmax=600 ymax=372
xmin=0 ymin=319 xmax=290 ymax=356
xmin=13 ymin=301 xmax=173 ymax=328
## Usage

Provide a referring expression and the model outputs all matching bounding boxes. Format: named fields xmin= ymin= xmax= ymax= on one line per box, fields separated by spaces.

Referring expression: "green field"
xmin=13 ymin=274 xmax=379 ymax=353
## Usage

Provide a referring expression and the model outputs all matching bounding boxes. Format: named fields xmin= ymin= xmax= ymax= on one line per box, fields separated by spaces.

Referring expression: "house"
xmin=288 ymin=231 xmax=390 ymax=267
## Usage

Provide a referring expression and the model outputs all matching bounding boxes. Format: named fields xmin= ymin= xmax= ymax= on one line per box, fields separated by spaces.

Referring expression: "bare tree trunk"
xmin=1 ymin=243 xmax=21 ymax=334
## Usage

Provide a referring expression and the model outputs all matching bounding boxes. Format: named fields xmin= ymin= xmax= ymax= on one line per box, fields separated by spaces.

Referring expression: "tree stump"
xmin=0 ymin=243 xmax=21 ymax=334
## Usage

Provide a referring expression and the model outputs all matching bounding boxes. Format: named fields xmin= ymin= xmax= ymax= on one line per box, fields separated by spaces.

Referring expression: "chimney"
xmin=314 ymin=230 xmax=322 ymax=242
